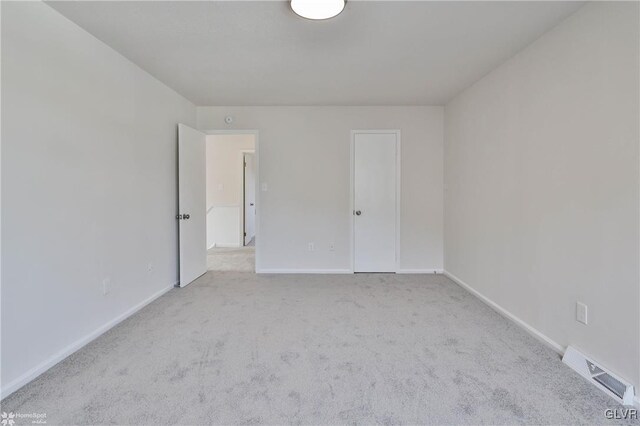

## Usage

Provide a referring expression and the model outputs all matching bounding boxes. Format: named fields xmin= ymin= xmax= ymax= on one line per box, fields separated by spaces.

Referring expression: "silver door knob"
xmin=184 ymin=214 xmax=190 ymax=220
xmin=355 ymin=210 xmax=362 ymax=216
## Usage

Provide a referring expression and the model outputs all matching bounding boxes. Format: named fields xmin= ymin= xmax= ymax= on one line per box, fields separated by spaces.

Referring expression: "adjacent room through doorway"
xmin=205 ymin=133 xmax=256 ymax=272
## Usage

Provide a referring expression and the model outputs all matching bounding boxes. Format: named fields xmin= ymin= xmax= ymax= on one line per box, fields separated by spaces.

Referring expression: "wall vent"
xmin=562 ymin=346 xmax=635 ymax=406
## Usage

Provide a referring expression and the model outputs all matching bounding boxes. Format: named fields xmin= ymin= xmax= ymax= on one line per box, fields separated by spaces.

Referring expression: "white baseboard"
xmin=0 ymin=283 xmax=176 ymax=399
xmin=443 ymin=270 xmax=564 ymax=354
xmin=256 ymin=269 xmax=445 ymax=275
xmin=397 ymin=269 xmax=443 ymax=274
xmin=256 ymin=268 xmax=353 ymax=274
xmin=445 ymin=270 xmax=640 ymax=406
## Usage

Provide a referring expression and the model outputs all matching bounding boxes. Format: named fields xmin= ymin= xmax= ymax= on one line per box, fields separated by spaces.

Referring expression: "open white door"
xmin=178 ymin=124 xmax=207 ymax=287
xmin=243 ymin=153 xmax=256 ymax=246
xmin=353 ymin=131 xmax=399 ymax=272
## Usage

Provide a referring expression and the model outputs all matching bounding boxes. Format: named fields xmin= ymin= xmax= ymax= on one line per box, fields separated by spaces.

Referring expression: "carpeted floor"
xmin=1 ymin=273 xmax=632 ymax=425
xmin=207 ymin=245 xmax=255 ymax=272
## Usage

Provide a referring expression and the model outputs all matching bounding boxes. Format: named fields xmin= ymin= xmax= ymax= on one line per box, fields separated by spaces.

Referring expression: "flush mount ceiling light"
xmin=290 ymin=0 xmax=345 ymax=20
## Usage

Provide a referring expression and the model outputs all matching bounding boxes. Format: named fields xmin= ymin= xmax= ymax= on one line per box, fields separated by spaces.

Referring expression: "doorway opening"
xmin=205 ymin=132 xmax=257 ymax=272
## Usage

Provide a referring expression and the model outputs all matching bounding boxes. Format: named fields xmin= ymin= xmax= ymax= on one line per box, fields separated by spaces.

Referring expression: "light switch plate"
xmin=576 ymin=302 xmax=588 ymax=325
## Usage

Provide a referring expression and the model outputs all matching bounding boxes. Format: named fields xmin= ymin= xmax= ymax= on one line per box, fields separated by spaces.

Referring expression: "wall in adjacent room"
xmin=206 ymin=134 xmax=255 ymax=208
xmin=1 ymin=2 xmax=196 ymax=396
xmin=198 ymin=106 xmax=444 ymax=273
xmin=444 ymin=2 xmax=639 ymax=390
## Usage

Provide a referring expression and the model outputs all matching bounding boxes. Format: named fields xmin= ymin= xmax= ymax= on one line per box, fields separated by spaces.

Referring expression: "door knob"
xmin=176 ymin=214 xmax=183 ymax=220
xmin=183 ymin=214 xmax=190 ymax=220
xmin=355 ymin=210 xmax=362 ymax=216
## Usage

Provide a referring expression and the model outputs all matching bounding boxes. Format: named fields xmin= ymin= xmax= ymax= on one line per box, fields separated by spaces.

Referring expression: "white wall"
xmin=444 ymin=1 xmax=639 ymax=391
xmin=197 ymin=106 xmax=444 ymax=272
xmin=1 ymin=2 xmax=196 ymax=396
xmin=206 ymin=134 xmax=255 ymax=208
xmin=206 ymin=206 xmax=241 ymax=249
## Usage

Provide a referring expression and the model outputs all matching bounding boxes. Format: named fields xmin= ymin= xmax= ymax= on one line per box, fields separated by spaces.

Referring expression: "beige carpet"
xmin=207 ymin=245 xmax=255 ymax=272
xmin=1 ymin=272 xmax=632 ymax=425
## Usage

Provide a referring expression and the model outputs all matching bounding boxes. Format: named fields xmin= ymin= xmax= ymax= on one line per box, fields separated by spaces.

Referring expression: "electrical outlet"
xmin=147 ymin=262 xmax=154 ymax=273
xmin=308 ymin=242 xmax=315 ymax=252
xmin=329 ymin=243 xmax=335 ymax=251
xmin=576 ymin=302 xmax=588 ymax=325
xmin=102 ymin=278 xmax=110 ymax=296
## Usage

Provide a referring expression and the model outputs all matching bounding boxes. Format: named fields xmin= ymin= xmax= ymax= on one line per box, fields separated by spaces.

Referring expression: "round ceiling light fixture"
xmin=290 ymin=0 xmax=345 ymax=20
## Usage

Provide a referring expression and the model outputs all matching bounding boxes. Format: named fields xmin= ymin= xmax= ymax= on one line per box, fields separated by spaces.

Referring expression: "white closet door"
xmin=353 ymin=132 xmax=397 ymax=272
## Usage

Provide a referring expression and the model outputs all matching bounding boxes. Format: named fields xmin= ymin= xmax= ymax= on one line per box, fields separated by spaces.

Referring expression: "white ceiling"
xmin=48 ymin=1 xmax=584 ymax=106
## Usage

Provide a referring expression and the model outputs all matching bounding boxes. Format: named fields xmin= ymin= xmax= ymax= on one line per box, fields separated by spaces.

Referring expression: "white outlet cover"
xmin=576 ymin=302 xmax=588 ymax=325
xmin=308 ymin=243 xmax=314 ymax=251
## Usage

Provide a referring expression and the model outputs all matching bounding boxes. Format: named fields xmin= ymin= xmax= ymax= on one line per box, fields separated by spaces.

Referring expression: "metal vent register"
xmin=587 ymin=361 xmax=627 ymax=399
xmin=563 ymin=346 xmax=635 ymax=406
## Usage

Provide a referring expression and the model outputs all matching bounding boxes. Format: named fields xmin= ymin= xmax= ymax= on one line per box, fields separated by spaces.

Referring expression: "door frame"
xmin=204 ymin=129 xmax=260 ymax=272
xmin=350 ymin=130 xmax=401 ymax=273
xmin=241 ymin=150 xmax=255 ymax=246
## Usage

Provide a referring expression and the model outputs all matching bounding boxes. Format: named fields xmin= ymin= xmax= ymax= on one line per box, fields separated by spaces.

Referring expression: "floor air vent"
xmin=563 ymin=346 xmax=635 ymax=406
